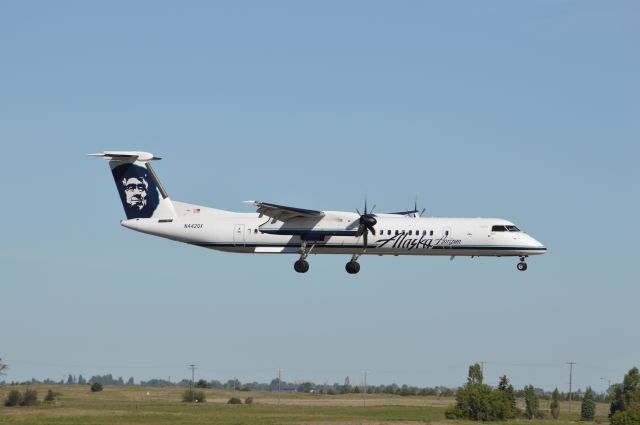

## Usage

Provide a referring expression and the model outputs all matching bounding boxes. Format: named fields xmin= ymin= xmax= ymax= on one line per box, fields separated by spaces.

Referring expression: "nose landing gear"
xmin=517 ymin=257 xmax=528 ymax=271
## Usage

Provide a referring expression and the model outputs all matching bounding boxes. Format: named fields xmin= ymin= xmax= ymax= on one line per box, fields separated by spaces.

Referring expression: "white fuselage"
xmin=121 ymin=202 xmax=546 ymax=258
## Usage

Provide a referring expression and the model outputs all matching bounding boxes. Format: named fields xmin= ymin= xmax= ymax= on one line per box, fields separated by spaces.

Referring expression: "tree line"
xmin=445 ymin=363 xmax=639 ymax=423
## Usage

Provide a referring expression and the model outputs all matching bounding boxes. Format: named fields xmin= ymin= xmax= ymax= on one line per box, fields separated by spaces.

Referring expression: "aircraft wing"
xmin=244 ymin=200 xmax=325 ymax=221
xmin=385 ymin=209 xmax=419 ymax=216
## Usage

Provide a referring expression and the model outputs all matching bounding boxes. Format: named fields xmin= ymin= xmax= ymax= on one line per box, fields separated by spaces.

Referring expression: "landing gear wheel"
xmin=345 ymin=261 xmax=360 ymax=274
xmin=294 ymin=260 xmax=309 ymax=273
xmin=517 ymin=262 xmax=528 ymax=271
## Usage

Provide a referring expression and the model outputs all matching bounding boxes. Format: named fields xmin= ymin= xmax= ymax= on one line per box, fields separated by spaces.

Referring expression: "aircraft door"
xmin=233 ymin=224 xmax=245 ymax=246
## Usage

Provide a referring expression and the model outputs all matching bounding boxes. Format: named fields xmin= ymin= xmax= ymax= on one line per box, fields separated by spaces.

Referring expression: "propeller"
xmin=413 ymin=197 xmax=426 ymax=218
xmin=355 ymin=198 xmax=377 ymax=247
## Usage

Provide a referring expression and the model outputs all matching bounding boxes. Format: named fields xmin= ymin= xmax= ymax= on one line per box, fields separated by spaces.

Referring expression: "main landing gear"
xmin=345 ymin=254 xmax=361 ymax=274
xmin=294 ymin=241 xmax=314 ymax=273
xmin=517 ymin=257 xmax=528 ymax=272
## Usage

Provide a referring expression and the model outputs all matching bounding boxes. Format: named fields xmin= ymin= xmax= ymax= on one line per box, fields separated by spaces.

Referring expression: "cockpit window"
xmin=491 ymin=225 xmax=507 ymax=232
xmin=506 ymin=225 xmax=520 ymax=232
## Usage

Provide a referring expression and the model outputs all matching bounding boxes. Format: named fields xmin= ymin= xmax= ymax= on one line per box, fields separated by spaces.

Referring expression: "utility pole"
xmin=363 ymin=369 xmax=367 ymax=407
xmin=567 ymin=362 xmax=575 ymax=412
xmin=278 ymin=368 xmax=281 ymax=407
xmin=188 ymin=364 xmax=197 ymax=396
xmin=600 ymin=377 xmax=611 ymax=398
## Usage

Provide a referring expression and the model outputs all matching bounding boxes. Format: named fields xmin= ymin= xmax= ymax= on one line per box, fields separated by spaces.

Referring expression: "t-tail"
xmin=89 ymin=151 xmax=176 ymax=220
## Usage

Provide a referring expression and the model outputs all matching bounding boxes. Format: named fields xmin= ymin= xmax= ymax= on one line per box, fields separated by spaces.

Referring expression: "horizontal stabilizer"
xmin=88 ymin=151 xmax=161 ymax=162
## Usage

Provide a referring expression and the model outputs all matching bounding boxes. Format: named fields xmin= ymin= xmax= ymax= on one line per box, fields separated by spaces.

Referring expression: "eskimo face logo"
xmin=122 ymin=176 xmax=149 ymax=210
xmin=111 ymin=163 xmax=160 ymax=219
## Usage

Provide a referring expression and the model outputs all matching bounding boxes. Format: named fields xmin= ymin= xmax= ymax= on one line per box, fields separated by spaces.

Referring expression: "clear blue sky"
xmin=1 ymin=1 xmax=638 ymax=391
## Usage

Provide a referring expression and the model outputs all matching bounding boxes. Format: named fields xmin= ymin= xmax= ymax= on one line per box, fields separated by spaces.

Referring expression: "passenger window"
xmin=408 ymin=230 xmax=412 ymax=235
xmin=423 ymin=230 xmax=427 ymax=236
xmin=445 ymin=230 xmax=449 ymax=236
xmin=395 ymin=230 xmax=399 ymax=235
xmin=254 ymin=229 xmax=258 ymax=234
xmin=380 ymin=229 xmax=384 ymax=235
xmin=388 ymin=230 xmax=391 ymax=235
xmin=492 ymin=225 xmax=507 ymax=232
xmin=430 ymin=230 xmax=433 ymax=236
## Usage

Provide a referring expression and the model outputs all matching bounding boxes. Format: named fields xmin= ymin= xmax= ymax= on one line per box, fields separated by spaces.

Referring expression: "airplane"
xmin=90 ymin=151 xmax=546 ymax=273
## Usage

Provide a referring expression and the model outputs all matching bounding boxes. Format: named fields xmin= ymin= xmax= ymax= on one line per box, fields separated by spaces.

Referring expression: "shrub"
xmin=195 ymin=379 xmax=210 ymax=389
xmin=4 ymin=390 xmax=20 ymax=407
xmin=182 ymin=389 xmax=206 ymax=403
xmin=90 ymin=382 xmax=103 ymax=392
xmin=245 ymin=397 xmax=254 ymax=405
xmin=44 ymin=389 xmax=60 ymax=402
xmin=228 ymin=397 xmax=242 ymax=404
xmin=19 ymin=389 xmax=38 ymax=406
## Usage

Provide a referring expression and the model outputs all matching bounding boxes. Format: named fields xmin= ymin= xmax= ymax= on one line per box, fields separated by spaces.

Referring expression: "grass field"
xmin=0 ymin=385 xmax=611 ymax=425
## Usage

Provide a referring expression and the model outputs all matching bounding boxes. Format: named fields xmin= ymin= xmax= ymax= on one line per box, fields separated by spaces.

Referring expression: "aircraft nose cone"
xmin=528 ymin=235 xmax=546 ymax=252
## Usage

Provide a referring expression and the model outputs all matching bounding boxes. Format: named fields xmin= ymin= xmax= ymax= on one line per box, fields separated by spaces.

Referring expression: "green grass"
xmin=0 ymin=385 xmax=611 ymax=425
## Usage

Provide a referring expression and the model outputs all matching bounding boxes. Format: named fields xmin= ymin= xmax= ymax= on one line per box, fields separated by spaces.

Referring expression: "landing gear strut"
xmin=294 ymin=241 xmax=314 ymax=273
xmin=517 ymin=256 xmax=528 ymax=271
xmin=345 ymin=254 xmax=361 ymax=274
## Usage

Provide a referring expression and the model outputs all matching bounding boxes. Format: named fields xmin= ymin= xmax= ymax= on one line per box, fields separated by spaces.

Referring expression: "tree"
xmin=468 ymin=363 xmax=484 ymax=385
xmin=524 ymin=385 xmax=540 ymax=419
xmin=341 ymin=377 xmax=352 ymax=394
xmin=610 ymin=367 xmax=640 ymax=425
xmin=297 ymin=382 xmax=313 ymax=393
xmin=126 ymin=377 xmax=135 ymax=386
xmin=77 ymin=375 xmax=86 ymax=385
xmin=445 ymin=365 xmax=513 ymax=421
xmin=581 ymin=387 xmax=596 ymax=421
xmin=195 ymin=379 xmax=210 ymax=389
xmin=550 ymin=388 xmax=561 ymax=419
xmin=497 ymin=375 xmax=517 ymax=418
xmin=66 ymin=374 xmax=75 ymax=385
xmin=0 ymin=358 xmax=7 ymax=376
xmin=90 ymin=382 xmax=103 ymax=392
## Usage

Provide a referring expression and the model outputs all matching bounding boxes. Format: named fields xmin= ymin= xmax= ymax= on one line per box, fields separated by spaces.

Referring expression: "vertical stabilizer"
xmin=89 ymin=151 xmax=176 ymax=220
